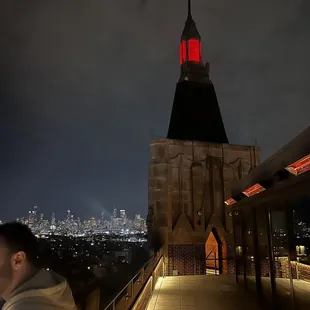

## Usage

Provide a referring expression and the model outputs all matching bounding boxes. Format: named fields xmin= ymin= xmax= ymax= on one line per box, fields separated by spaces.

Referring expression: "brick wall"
xmin=168 ymin=244 xmax=205 ymax=276
xmin=168 ymin=242 xmax=234 ymax=276
xmin=227 ymin=244 xmax=235 ymax=274
xmin=260 ymin=259 xmax=270 ymax=277
xmin=246 ymin=261 xmax=256 ymax=276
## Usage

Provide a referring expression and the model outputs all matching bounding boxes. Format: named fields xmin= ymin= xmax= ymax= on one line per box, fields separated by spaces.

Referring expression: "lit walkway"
xmin=147 ymin=275 xmax=261 ymax=310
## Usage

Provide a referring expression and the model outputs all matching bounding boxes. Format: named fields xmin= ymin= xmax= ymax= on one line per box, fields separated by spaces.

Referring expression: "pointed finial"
xmin=188 ymin=0 xmax=192 ymax=18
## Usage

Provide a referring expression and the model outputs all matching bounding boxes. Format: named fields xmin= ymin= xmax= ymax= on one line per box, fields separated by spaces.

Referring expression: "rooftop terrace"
xmin=147 ymin=275 xmax=260 ymax=310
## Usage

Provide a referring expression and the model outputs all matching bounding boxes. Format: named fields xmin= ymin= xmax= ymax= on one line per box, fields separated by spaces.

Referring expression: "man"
xmin=0 ymin=222 xmax=77 ymax=310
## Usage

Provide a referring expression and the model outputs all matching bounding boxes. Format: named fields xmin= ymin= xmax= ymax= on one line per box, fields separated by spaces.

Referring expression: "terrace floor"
xmin=146 ymin=275 xmax=261 ymax=310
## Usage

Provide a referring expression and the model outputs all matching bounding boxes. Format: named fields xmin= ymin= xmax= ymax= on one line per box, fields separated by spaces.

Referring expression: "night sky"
xmin=1 ymin=0 xmax=310 ymax=221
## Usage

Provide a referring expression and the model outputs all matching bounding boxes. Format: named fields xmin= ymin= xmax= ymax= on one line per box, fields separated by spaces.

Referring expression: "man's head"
xmin=0 ymin=222 xmax=38 ymax=298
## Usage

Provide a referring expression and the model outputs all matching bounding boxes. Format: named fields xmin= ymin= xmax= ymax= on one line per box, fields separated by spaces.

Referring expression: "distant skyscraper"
xmin=33 ymin=205 xmax=38 ymax=221
xmin=51 ymin=212 xmax=56 ymax=225
xmin=28 ymin=205 xmax=38 ymax=225
xmin=67 ymin=210 xmax=71 ymax=221
xmin=120 ymin=210 xmax=126 ymax=219
xmin=113 ymin=207 xmax=117 ymax=218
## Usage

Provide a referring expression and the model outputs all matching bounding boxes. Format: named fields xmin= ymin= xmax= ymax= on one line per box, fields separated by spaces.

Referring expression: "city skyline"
xmin=2 ymin=0 xmax=310 ymax=220
xmin=1 ymin=204 xmax=146 ymax=224
xmin=1 ymin=204 xmax=147 ymax=237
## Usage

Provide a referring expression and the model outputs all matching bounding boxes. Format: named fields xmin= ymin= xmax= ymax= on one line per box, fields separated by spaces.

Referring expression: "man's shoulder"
xmin=4 ymin=297 xmax=76 ymax=310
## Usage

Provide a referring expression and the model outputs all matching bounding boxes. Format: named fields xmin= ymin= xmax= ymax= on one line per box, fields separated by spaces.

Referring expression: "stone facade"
xmin=147 ymin=138 xmax=260 ymax=275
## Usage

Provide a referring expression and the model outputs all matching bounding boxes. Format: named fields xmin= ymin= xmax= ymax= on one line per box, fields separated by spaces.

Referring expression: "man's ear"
xmin=11 ymin=251 xmax=26 ymax=270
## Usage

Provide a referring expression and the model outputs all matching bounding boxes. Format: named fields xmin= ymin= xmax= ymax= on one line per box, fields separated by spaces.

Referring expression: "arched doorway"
xmin=205 ymin=228 xmax=228 ymax=275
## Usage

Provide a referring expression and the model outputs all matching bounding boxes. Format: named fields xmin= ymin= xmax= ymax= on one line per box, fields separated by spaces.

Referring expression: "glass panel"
xmin=244 ymin=210 xmax=256 ymax=293
xmin=188 ymin=39 xmax=200 ymax=62
xmin=256 ymin=209 xmax=273 ymax=305
xmin=234 ymin=212 xmax=245 ymax=289
xmin=290 ymin=194 xmax=310 ymax=310
xmin=270 ymin=209 xmax=293 ymax=309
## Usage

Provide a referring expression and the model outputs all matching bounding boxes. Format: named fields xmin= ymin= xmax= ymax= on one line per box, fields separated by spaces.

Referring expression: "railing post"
xmin=152 ymin=271 xmax=155 ymax=290
xmin=150 ymin=276 xmax=153 ymax=294
xmin=112 ymin=300 xmax=115 ymax=310
xmin=296 ymin=262 xmax=300 ymax=280
xmin=163 ymin=259 xmax=165 ymax=277
xmin=214 ymin=252 xmax=217 ymax=275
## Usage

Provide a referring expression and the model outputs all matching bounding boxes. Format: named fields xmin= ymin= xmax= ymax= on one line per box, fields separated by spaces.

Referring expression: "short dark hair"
xmin=0 ymin=222 xmax=38 ymax=265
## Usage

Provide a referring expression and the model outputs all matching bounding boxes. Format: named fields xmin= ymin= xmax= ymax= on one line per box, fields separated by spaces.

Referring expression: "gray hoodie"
xmin=3 ymin=269 xmax=77 ymax=310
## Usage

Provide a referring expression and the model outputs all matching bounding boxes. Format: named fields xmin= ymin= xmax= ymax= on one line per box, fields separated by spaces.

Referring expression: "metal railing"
xmin=287 ymin=260 xmax=310 ymax=282
xmin=101 ymin=248 xmax=163 ymax=310
xmin=205 ymin=253 xmax=235 ymax=275
xmin=206 ymin=251 xmax=218 ymax=275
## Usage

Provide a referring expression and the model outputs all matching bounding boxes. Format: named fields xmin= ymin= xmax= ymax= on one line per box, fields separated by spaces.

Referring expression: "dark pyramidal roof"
xmin=167 ymin=81 xmax=228 ymax=143
xmin=167 ymin=0 xmax=228 ymax=144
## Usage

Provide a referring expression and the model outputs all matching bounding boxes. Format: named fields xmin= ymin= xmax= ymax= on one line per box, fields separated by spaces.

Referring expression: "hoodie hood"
xmin=3 ymin=269 xmax=76 ymax=310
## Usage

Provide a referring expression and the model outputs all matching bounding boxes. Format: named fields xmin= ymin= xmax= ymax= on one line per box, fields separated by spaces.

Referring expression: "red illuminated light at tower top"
xmin=180 ymin=0 xmax=203 ymax=65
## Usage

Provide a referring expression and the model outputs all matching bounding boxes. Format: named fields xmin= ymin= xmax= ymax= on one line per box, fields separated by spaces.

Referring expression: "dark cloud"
xmin=1 ymin=0 xmax=309 ymax=220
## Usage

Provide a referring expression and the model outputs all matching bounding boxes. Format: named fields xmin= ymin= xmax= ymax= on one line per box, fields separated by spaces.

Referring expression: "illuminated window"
xmin=180 ymin=40 xmax=187 ymax=65
xmin=296 ymin=245 xmax=306 ymax=256
xmin=188 ymin=39 xmax=200 ymax=62
xmin=242 ymin=183 xmax=266 ymax=197
xmin=236 ymin=246 xmax=242 ymax=256
xmin=285 ymin=154 xmax=310 ymax=176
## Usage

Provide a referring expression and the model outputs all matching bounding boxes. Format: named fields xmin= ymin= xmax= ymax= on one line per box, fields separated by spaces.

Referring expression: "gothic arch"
xmin=205 ymin=227 xmax=229 ymax=274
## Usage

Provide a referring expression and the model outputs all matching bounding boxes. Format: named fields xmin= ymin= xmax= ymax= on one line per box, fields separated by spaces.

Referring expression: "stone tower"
xmin=147 ymin=1 xmax=260 ymax=275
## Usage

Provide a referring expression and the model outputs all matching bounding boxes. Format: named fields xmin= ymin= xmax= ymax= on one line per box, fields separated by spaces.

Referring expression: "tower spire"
xmin=167 ymin=0 xmax=229 ymax=144
xmin=188 ymin=0 xmax=191 ymax=18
